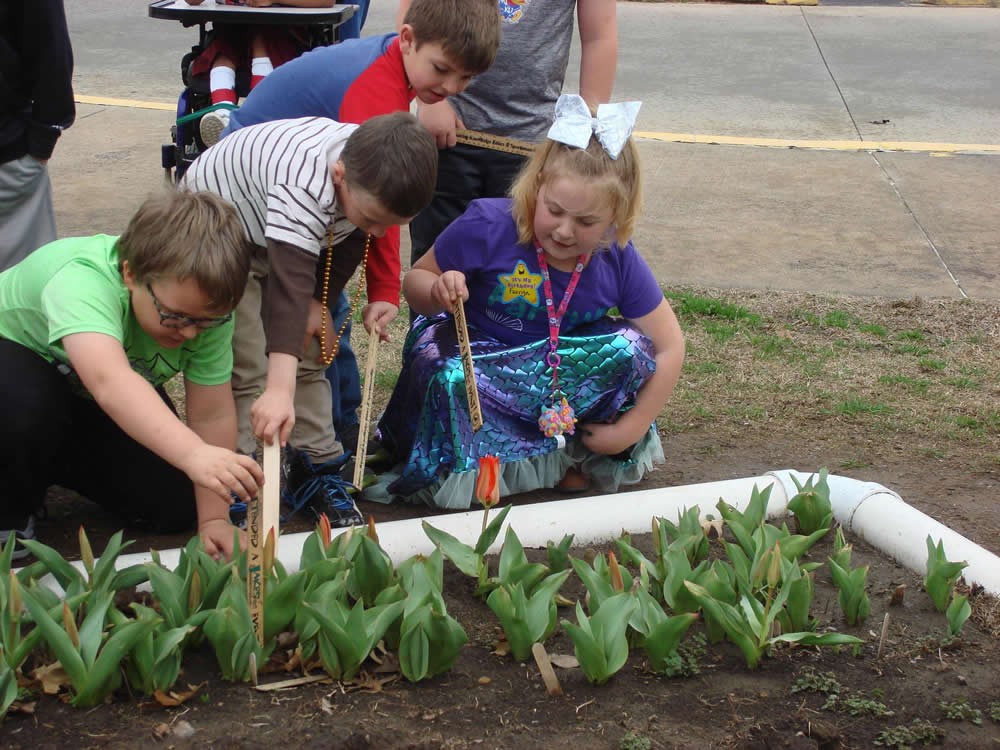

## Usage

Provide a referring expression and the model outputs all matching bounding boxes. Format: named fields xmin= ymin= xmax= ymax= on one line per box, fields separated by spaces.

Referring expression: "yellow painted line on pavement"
xmin=76 ymin=96 xmax=1000 ymax=155
xmin=76 ymin=94 xmax=175 ymax=112
xmin=634 ymin=131 xmax=1000 ymax=155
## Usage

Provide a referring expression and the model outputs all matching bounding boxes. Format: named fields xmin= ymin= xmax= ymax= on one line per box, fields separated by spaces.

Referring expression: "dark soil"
xmin=2 ymin=427 xmax=999 ymax=749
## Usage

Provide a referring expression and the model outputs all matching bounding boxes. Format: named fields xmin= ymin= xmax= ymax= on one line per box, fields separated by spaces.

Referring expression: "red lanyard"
xmin=536 ymin=245 xmax=587 ymax=391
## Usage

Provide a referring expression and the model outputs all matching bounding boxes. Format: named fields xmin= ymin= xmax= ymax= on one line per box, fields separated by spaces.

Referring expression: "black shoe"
xmin=281 ymin=446 xmax=364 ymax=528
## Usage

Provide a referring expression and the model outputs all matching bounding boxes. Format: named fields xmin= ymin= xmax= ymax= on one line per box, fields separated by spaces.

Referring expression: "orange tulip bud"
xmin=475 ymin=455 xmax=501 ymax=509
xmin=318 ymin=513 xmax=332 ymax=549
xmin=608 ymin=551 xmax=624 ymax=593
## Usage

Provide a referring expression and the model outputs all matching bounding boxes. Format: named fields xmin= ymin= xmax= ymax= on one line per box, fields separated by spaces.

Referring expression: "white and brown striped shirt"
xmin=181 ymin=117 xmax=358 ymax=356
xmin=182 ymin=116 xmax=358 ymax=255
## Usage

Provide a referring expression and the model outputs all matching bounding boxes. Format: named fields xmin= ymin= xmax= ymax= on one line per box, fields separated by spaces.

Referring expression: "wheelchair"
xmin=148 ymin=1 xmax=356 ymax=182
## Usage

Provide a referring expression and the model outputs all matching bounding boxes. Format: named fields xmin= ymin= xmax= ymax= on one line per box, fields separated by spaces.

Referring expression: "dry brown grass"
xmin=169 ymin=286 xmax=1000 ymax=477
xmin=659 ymin=288 xmax=1000 ymax=469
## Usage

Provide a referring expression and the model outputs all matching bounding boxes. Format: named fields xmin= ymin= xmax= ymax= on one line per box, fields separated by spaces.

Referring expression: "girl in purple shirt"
xmin=375 ymin=95 xmax=685 ymax=508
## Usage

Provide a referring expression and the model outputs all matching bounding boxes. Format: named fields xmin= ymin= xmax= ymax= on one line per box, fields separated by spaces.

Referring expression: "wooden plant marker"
xmin=353 ymin=326 xmax=380 ymax=490
xmin=246 ymin=492 xmax=264 ymax=652
xmin=248 ymin=442 xmax=281 ymax=652
xmin=261 ymin=440 xmax=281 ymax=543
xmin=453 ymin=298 xmax=483 ymax=432
xmin=531 ymin=643 xmax=563 ymax=696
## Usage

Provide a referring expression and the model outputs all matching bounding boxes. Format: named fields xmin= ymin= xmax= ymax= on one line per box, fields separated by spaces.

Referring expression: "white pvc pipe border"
xmin=29 ymin=471 xmax=1000 ymax=596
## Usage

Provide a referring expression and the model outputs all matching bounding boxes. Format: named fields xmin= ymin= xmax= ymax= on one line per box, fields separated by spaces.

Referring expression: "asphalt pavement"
xmin=51 ymin=1 xmax=1000 ymax=301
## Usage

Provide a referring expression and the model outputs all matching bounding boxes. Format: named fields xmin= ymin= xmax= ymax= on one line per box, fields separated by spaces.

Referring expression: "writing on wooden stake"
xmin=453 ymin=298 xmax=483 ymax=432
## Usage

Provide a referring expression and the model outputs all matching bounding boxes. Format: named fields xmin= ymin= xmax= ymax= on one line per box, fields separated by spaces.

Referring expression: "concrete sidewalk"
xmin=50 ymin=2 xmax=1000 ymax=302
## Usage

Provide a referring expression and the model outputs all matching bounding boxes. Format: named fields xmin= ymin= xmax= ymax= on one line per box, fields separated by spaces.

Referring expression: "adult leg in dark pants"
xmin=319 ymin=229 xmax=366 ymax=453
xmin=0 ymin=340 xmax=73 ymax=533
xmin=59 ymin=386 xmax=198 ymax=534
xmin=0 ymin=339 xmax=199 ymax=542
xmin=325 ymin=290 xmax=362 ymax=452
xmin=408 ymin=144 xmax=528 ymax=268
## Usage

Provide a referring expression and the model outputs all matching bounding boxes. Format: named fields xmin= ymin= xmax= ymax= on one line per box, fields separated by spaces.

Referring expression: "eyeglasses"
xmin=146 ymin=284 xmax=232 ymax=330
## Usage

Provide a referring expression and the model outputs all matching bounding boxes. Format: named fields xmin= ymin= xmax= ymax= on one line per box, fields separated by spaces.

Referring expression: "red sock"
xmin=210 ymin=88 xmax=238 ymax=105
xmin=251 ymin=75 xmax=266 ymax=90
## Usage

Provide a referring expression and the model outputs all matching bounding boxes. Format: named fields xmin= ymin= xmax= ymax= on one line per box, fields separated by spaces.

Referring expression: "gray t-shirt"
xmin=451 ymin=0 xmax=578 ymax=143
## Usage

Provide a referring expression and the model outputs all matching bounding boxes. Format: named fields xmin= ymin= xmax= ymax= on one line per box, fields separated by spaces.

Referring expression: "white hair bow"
xmin=546 ymin=94 xmax=642 ymax=159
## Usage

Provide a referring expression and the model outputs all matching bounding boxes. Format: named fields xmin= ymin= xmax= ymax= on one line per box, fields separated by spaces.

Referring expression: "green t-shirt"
xmin=0 ymin=235 xmax=234 ymax=395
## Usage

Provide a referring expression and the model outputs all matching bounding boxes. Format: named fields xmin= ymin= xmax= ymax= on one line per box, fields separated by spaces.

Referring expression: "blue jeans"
xmin=325 ymin=291 xmax=361 ymax=432
xmin=337 ymin=0 xmax=369 ymax=40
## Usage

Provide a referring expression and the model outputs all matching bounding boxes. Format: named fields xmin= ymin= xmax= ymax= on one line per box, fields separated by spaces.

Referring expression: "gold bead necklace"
xmin=318 ymin=232 xmax=371 ymax=366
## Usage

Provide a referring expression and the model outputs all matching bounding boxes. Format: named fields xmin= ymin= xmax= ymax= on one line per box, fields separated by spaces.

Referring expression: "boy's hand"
xmin=304 ymin=298 xmax=334 ymax=356
xmin=416 ymin=100 xmax=464 ymax=149
xmin=251 ymin=387 xmax=296 ymax=448
xmin=183 ymin=445 xmax=264 ymax=503
xmin=200 ymin=518 xmax=245 ymax=560
xmin=432 ymin=271 xmax=469 ymax=311
xmin=363 ymin=301 xmax=398 ymax=343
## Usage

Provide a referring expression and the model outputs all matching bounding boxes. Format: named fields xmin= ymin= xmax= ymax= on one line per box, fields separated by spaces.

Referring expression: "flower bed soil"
xmin=2 ymin=427 xmax=999 ymax=749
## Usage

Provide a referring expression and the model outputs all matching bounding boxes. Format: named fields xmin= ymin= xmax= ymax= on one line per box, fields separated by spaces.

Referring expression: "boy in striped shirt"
xmin=213 ymin=0 xmax=501 ymax=455
xmin=181 ymin=112 xmax=437 ymax=527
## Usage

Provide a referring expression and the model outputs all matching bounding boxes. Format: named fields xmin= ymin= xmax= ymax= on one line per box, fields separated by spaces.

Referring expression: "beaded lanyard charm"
xmin=536 ymin=245 xmax=587 ymax=438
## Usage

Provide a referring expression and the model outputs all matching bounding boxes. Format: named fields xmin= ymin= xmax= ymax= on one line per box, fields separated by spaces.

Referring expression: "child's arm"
xmin=415 ymin=100 xmax=464 ymax=150
xmin=185 ymin=379 xmax=255 ymax=558
xmin=580 ymin=298 xmax=685 ymax=456
xmin=577 ymin=0 xmax=618 ymax=105
xmin=62 ymin=333 xmax=264 ymax=544
xmin=250 ymin=238 xmax=318 ymax=449
xmin=403 ymin=248 xmax=469 ymax=317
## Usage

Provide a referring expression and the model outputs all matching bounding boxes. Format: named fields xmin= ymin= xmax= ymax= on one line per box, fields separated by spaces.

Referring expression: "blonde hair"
xmin=118 ymin=191 xmax=251 ymax=312
xmin=509 ymin=136 xmax=643 ymax=247
xmin=403 ymin=0 xmax=501 ymax=74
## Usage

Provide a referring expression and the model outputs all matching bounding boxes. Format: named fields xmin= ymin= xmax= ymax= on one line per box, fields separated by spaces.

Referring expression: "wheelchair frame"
xmin=148 ymin=0 xmax=357 ymax=182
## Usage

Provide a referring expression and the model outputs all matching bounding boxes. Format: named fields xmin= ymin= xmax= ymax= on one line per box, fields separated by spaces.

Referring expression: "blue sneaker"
xmin=281 ymin=446 xmax=364 ymax=528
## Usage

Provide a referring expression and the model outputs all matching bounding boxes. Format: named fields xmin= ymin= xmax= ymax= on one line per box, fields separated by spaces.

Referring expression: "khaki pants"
xmin=231 ymin=246 xmax=343 ymax=462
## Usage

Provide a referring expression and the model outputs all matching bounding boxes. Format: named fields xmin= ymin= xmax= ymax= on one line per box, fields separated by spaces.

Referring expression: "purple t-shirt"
xmin=433 ymin=199 xmax=664 ymax=346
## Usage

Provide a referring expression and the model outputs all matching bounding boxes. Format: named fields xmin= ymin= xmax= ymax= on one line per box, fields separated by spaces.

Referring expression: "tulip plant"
xmin=20 ymin=587 xmax=160 ymax=707
xmin=422 ymin=506 xmax=511 ymax=598
xmin=787 ymin=469 xmax=834 ymax=536
xmin=686 ymin=541 xmax=862 ymax=669
xmin=945 ymin=593 xmax=971 ymax=639
xmin=486 ymin=570 xmax=571 ymax=662
xmin=923 ymin=536 xmax=968 ymax=613
xmin=302 ymin=596 xmax=406 ymax=681
xmin=397 ymin=553 xmax=468 ymax=681
xmin=827 ymin=533 xmax=871 ymax=627
xmin=201 ymin=569 xmax=269 ymax=682
xmin=629 ymin=588 xmax=699 ymax=675
xmin=561 ymin=592 xmax=637 ymax=684
xmin=572 ymin=552 xmax=633 ymax=614
xmin=19 ymin=528 xmax=148 ymax=601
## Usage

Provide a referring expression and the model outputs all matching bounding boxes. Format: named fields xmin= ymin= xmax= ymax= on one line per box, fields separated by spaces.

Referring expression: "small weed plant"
xmin=790 ymin=668 xmax=842 ymax=695
xmin=874 ymin=719 xmax=944 ymax=748
xmin=940 ymin=697 xmax=982 ymax=725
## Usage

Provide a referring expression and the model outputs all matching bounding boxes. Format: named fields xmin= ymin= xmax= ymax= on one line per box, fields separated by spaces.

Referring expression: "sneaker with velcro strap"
xmin=281 ymin=446 xmax=364 ymax=528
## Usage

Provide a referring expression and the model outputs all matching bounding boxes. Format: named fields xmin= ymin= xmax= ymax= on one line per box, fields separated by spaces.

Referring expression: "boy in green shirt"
xmin=0 ymin=191 xmax=264 ymax=560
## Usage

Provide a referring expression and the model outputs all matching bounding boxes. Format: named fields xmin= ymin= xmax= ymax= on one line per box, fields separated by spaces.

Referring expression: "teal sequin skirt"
xmin=373 ymin=315 xmax=663 ymax=508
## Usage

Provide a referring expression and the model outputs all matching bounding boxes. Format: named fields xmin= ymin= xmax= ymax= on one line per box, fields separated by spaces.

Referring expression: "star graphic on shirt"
xmin=498 ymin=261 xmax=542 ymax=306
